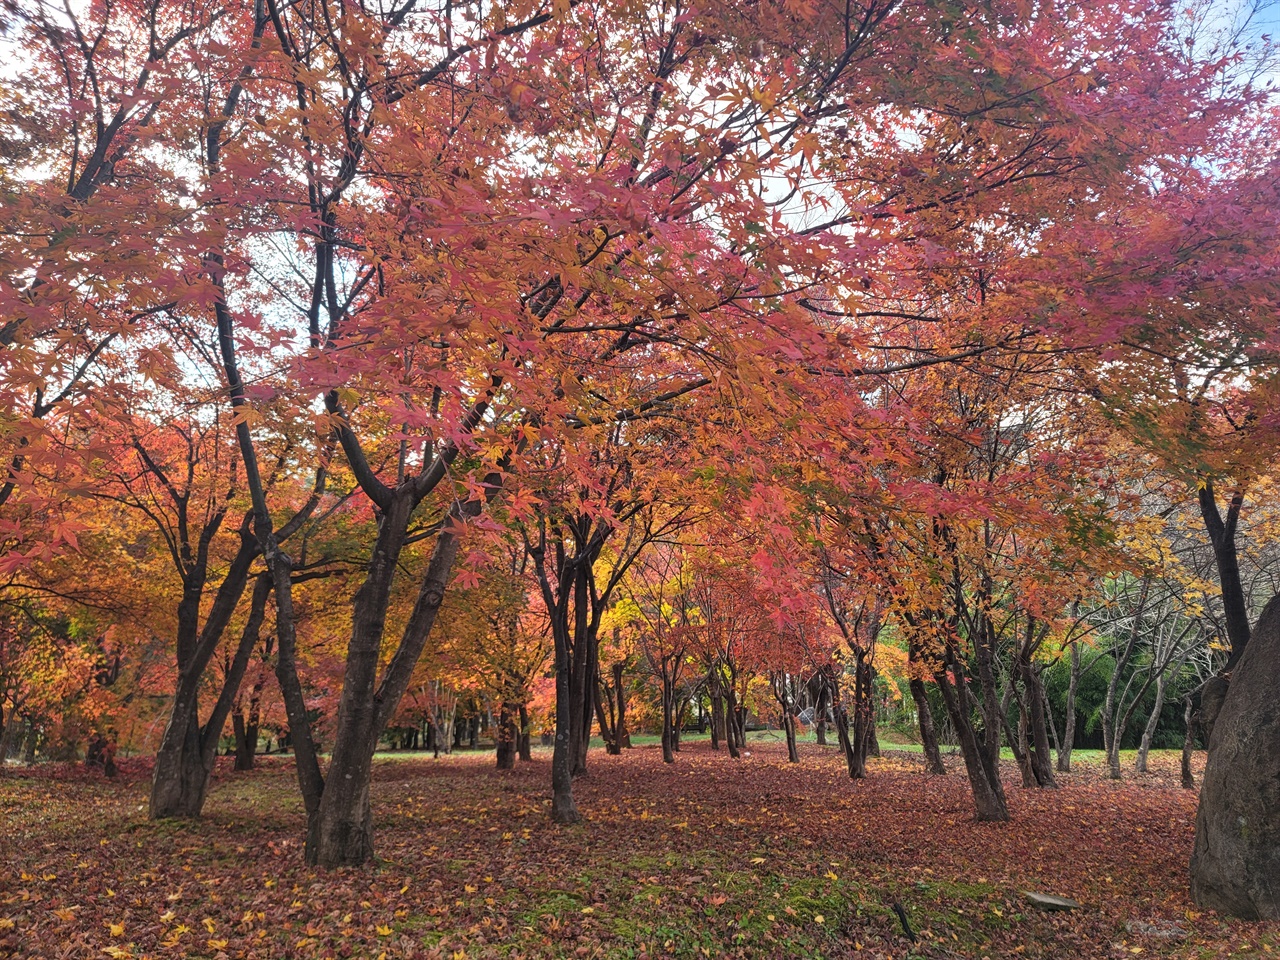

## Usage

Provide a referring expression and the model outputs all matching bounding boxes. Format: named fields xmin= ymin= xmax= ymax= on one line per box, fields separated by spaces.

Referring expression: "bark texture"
xmin=1190 ymin=593 xmax=1280 ymax=919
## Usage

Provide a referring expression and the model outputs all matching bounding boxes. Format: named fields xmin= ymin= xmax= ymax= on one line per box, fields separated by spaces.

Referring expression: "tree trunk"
xmin=232 ymin=713 xmax=253 ymax=771
xmin=1181 ymin=694 xmax=1196 ymax=789
xmin=496 ymin=701 xmax=517 ymax=770
xmin=909 ymin=677 xmax=946 ymax=775
xmin=518 ymin=704 xmax=532 ymax=761
xmin=614 ymin=663 xmax=630 ymax=749
xmin=1136 ymin=672 xmax=1166 ymax=775
xmin=550 ymin=613 xmax=581 ymax=822
xmin=21 ymin=722 xmax=38 ymax=764
xmin=308 ymin=494 xmax=473 ymax=867
xmin=1057 ymin=641 xmax=1079 ymax=773
xmin=0 ymin=708 xmax=13 ymax=764
xmin=937 ymin=661 xmax=1008 ymax=822
xmin=710 ymin=687 xmax=723 ymax=751
xmin=661 ymin=671 xmax=676 ymax=764
xmin=1021 ymin=662 xmax=1057 ymax=788
xmin=834 ymin=697 xmax=860 ymax=778
xmin=150 ymin=537 xmax=259 ymax=818
xmin=724 ymin=687 xmax=741 ymax=759
xmin=783 ymin=710 xmax=799 ymax=763
xmin=1191 ymin=594 xmax=1280 ymax=918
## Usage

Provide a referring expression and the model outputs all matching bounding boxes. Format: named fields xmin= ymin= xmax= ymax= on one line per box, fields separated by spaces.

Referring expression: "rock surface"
xmin=1023 ymin=892 xmax=1081 ymax=911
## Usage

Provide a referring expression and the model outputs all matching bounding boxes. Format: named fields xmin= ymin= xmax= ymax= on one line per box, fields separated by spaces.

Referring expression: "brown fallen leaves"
xmin=0 ymin=743 xmax=1275 ymax=959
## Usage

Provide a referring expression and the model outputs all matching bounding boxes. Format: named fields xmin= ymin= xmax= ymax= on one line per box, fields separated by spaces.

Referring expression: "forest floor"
xmin=1 ymin=741 xmax=1276 ymax=960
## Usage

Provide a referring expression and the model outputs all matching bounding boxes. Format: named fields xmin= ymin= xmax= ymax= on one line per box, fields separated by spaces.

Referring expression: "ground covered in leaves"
xmin=2 ymin=741 xmax=1276 ymax=959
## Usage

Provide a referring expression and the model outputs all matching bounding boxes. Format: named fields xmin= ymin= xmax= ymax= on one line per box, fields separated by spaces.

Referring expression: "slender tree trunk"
xmin=550 ymin=618 xmax=580 ymax=822
xmin=1181 ymin=694 xmax=1197 ymax=789
xmin=909 ymin=678 xmax=946 ymax=775
xmin=496 ymin=701 xmax=517 ymax=770
xmin=0 ymin=708 xmax=12 ymax=764
xmin=518 ymin=704 xmax=532 ymax=761
xmin=1136 ymin=673 xmax=1166 ymax=775
xmin=709 ymin=686 xmax=723 ymax=751
xmin=783 ymin=709 xmax=799 ymax=763
xmin=724 ymin=687 xmax=741 ymax=759
xmin=834 ymin=697 xmax=860 ymax=778
xmin=1021 ymin=662 xmax=1057 ymax=788
xmin=661 ymin=677 xmax=675 ymax=764
xmin=151 ymin=565 xmax=265 ymax=819
xmin=21 ymin=722 xmax=38 ymax=764
xmin=1058 ymin=641 xmax=1079 ymax=773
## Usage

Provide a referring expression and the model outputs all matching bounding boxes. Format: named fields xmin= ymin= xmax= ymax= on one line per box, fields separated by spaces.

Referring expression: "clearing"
xmin=1 ymin=740 xmax=1274 ymax=959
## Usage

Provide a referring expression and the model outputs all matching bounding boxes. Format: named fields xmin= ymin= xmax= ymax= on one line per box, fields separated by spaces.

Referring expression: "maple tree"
xmin=3 ymin=0 xmax=1280 ymax=921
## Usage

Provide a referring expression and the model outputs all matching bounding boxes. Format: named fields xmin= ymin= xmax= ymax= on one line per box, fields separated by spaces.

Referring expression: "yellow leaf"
xmin=750 ymin=857 xmax=766 ymax=864
xmin=109 ymin=922 xmax=124 ymax=936
xmin=376 ymin=924 xmax=393 ymax=936
xmin=825 ymin=871 xmax=838 ymax=881
xmin=202 ymin=918 xmax=216 ymax=933
xmin=207 ymin=940 xmax=228 ymax=950
xmin=159 ymin=911 xmax=176 ymax=924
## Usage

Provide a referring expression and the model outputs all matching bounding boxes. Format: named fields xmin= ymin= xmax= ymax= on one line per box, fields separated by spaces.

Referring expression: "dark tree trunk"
xmin=937 ymin=660 xmax=1008 ymax=822
xmin=1199 ymin=483 xmax=1251 ymax=672
xmin=496 ymin=702 xmax=517 ymax=770
xmin=709 ymin=689 xmax=724 ymax=751
xmin=661 ymin=698 xmax=675 ymax=764
xmin=232 ymin=712 xmax=258 ymax=771
xmin=772 ymin=673 xmax=799 ymax=764
xmin=724 ymin=687 xmax=741 ymax=759
xmin=1191 ymin=594 xmax=1280 ymax=918
xmin=551 ymin=619 xmax=581 ymax=821
xmin=308 ymin=492 xmax=476 ymax=867
xmin=151 ymin=561 xmax=265 ymax=819
xmin=834 ymin=698 xmax=860 ymax=778
xmin=1019 ymin=660 xmax=1057 ymax=788
xmin=518 ymin=704 xmax=532 ymax=761
xmin=909 ymin=678 xmax=946 ymax=775
xmin=21 ymin=722 xmax=38 ymax=764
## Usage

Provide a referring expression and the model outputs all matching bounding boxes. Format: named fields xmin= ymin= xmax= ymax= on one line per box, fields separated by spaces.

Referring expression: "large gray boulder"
xmin=1190 ymin=594 xmax=1280 ymax=919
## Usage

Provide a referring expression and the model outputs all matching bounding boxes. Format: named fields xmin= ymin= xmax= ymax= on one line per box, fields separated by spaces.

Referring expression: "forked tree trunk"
xmin=307 ymin=494 xmax=474 ymax=867
xmin=151 ymin=566 xmax=266 ymax=819
xmin=1019 ymin=661 xmax=1057 ymax=788
xmin=937 ymin=661 xmax=1008 ymax=822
